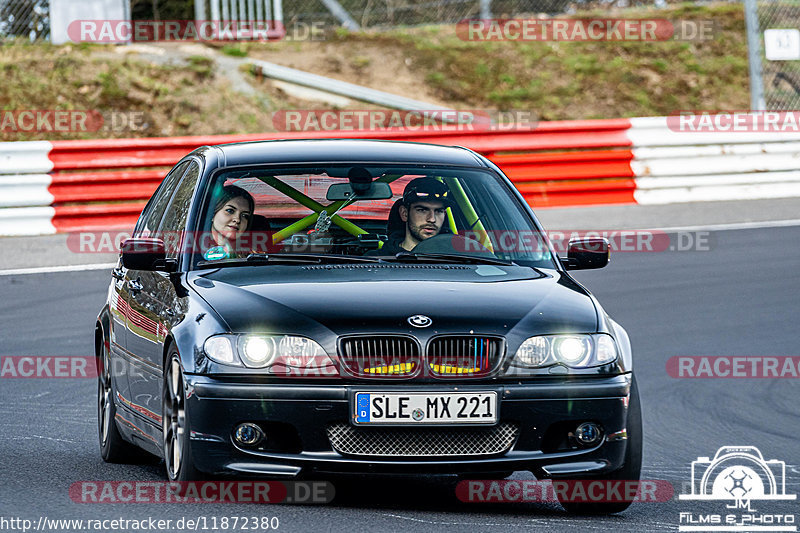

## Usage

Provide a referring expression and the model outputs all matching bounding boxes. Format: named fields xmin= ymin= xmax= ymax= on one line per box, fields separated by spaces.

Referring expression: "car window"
xmin=134 ymin=160 xmax=191 ymax=237
xmin=159 ymin=161 xmax=201 ymax=258
xmin=190 ymin=165 xmax=556 ymax=269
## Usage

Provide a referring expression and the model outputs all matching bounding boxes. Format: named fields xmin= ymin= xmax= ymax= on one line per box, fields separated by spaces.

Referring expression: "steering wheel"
xmin=411 ymin=233 xmax=496 ymax=257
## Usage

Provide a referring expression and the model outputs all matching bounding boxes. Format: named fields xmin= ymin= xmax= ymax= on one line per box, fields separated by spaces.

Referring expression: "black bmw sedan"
xmin=95 ymin=139 xmax=641 ymax=513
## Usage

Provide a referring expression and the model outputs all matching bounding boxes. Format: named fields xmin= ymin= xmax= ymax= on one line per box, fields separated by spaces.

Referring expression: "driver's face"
xmin=401 ymin=200 xmax=446 ymax=244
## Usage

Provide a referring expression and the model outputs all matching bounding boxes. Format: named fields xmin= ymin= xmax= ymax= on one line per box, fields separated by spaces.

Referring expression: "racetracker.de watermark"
xmin=0 ymin=110 xmax=147 ymax=134
xmin=70 ymin=481 xmax=333 ymax=504
xmin=0 ymin=356 xmax=97 ymax=378
xmin=668 ymin=111 xmax=800 ymax=132
xmin=68 ymin=20 xmax=324 ymax=42
xmin=456 ymin=18 xmax=715 ymax=41
xmin=0 ymin=354 xmax=336 ymax=379
xmin=667 ymin=356 xmax=800 ymax=378
xmin=66 ymin=229 xmax=713 ymax=255
xmin=271 ymin=110 xmax=537 ymax=132
xmin=456 ymin=479 xmax=674 ymax=503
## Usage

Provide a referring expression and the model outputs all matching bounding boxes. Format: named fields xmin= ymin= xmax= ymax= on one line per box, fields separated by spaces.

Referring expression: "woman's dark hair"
xmin=213 ymin=184 xmax=255 ymax=230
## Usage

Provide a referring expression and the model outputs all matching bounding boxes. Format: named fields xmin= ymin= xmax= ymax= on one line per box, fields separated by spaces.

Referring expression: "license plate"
xmin=353 ymin=392 xmax=497 ymax=425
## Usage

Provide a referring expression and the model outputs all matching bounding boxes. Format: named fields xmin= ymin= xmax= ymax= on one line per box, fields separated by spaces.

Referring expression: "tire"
xmin=97 ymin=335 xmax=147 ymax=462
xmin=557 ymin=375 xmax=643 ymax=515
xmin=162 ymin=351 xmax=203 ymax=483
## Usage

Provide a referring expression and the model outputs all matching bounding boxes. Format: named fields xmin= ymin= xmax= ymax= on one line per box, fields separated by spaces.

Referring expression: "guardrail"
xmin=1 ymin=116 xmax=799 ymax=235
xmin=628 ymin=117 xmax=800 ymax=204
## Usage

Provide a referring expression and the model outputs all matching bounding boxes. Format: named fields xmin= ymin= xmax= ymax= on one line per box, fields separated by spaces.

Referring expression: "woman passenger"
xmin=203 ymin=185 xmax=255 ymax=261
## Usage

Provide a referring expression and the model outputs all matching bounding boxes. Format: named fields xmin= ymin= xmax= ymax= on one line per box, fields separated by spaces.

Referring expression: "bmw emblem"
xmin=412 ymin=408 xmax=425 ymax=421
xmin=408 ymin=315 xmax=432 ymax=328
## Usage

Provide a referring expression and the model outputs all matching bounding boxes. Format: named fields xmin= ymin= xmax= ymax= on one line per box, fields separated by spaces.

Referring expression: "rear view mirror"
xmin=326 ymin=182 xmax=393 ymax=201
xmin=562 ymin=238 xmax=609 ymax=270
xmin=121 ymin=238 xmax=173 ymax=271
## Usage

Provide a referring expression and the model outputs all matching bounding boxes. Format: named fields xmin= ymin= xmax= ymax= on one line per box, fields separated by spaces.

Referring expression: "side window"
xmin=134 ymin=161 xmax=191 ymax=237
xmin=159 ymin=161 xmax=201 ymax=258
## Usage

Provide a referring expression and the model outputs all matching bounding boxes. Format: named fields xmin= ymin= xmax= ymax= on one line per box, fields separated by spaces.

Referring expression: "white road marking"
xmin=380 ymin=513 xmax=631 ymax=529
xmin=381 ymin=513 xmax=556 ymax=528
xmin=0 ymin=262 xmax=116 ymax=276
xmin=5 ymin=435 xmax=77 ymax=444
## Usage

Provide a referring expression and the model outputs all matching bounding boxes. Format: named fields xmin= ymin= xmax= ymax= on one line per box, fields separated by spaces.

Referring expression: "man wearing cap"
xmin=371 ymin=177 xmax=452 ymax=255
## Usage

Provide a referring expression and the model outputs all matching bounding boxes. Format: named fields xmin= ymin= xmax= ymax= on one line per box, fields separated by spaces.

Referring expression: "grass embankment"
xmin=0 ymin=3 xmax=748 ymax=141
xmin=0 ymin=44 xmax=282 ymax=141
xmin=245 ymin=3 xmax=748 ymax=120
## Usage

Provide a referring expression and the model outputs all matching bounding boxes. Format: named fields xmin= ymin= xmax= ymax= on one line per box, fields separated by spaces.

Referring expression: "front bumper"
xmin=184 ymin=374 xmax=633 ymax=478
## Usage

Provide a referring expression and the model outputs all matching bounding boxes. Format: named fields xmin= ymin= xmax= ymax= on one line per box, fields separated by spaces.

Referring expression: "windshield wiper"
xmin=196 ymin=253 xmax=382 ymax=269
xmin=247 ymin=253 xmax=382 ymax=264
xmin=386 ymin=252 xmax=514 ymax=266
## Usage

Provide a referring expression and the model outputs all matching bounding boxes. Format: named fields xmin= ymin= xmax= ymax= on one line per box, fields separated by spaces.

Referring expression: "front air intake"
xmin=338 ymin=336 xmax=420 ymax=378
xmin=327 ymin=422 xmax=520 ymax=457
xmin=426 ymin=336 xmax=504 ymax=377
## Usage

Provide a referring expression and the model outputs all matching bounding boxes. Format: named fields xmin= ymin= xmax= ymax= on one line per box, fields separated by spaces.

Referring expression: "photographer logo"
xmin=679 ymin=446 xmax=796 ymax=532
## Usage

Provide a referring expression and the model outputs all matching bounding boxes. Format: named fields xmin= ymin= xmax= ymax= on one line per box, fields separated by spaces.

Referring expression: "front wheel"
xmin=97 ymin=336 xmax=148 ymax=462
xmin=557 ymin=375 xmax=643 ymax=515
xmin=162 ymin=351 xmax=202 ymax=482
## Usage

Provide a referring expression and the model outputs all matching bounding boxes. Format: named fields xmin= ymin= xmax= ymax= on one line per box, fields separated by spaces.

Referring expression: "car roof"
xmin=209 ymin=139 xmax=488 ymax=168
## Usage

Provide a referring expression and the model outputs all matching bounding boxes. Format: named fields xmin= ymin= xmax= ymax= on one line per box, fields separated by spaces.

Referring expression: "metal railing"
xmin=194 ymin=0 xmax=283 ymax=26
xmin=2 ymin=0 xmax=703 ymax=41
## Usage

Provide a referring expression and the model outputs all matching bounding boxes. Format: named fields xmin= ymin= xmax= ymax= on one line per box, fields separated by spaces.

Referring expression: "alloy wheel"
xmin=163 ymin=357 xmax=185 ymax=479
xmin=97 ymin=341 xmax=112 ymax=445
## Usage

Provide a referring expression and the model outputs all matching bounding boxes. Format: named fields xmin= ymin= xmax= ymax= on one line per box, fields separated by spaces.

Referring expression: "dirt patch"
xmin=245 ymin=40 xmax=470 ymax=109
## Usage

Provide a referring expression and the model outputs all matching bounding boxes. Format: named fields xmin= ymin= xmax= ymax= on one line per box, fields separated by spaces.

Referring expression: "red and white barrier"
xmin=628 ymin=116 xmax=800 ymax=204
xmin=1 ymin=116 xmax=800 ymax=235
xmin=0 ymin=141 xmax=54 ymax=174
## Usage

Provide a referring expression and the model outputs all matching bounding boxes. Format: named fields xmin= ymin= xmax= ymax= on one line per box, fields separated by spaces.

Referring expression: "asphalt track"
xmin=0 ymin=225 xmax=798 ymax=532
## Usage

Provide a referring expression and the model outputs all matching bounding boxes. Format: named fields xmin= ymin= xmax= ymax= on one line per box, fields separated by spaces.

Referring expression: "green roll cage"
xmin=252 ymin=173 xmax=494 ymax=252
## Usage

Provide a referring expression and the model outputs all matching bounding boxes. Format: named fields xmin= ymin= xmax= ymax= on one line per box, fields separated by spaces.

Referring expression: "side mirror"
xmin=561 ymin=238 xmax=609 ymax=270
xmin=121 ymin=238 xmax=174 ymax=271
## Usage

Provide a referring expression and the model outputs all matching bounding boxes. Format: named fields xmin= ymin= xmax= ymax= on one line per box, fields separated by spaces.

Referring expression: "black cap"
xmin=402 ymin=177 xmax=453 ymax=207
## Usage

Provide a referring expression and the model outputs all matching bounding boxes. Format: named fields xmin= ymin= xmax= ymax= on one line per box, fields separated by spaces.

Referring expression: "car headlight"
xmin=553 ymin=336 xmax=592 ymax=366
xmin=595 ymin=334 xmax=618 ymax=363
xmin=508 ymin=333 xmax=618 ymax=371
xmin=203 ymin=336 xmax=239 ymax=366
xmin=514 ymin=336 xmax=549 ymax=366
xmin=279 ymin=335 xmax=326 ymax=358
xmin=240 ymin=336 xmax=276 ymax=367
xmin=203 ymin=334 xmax=329 ymax=369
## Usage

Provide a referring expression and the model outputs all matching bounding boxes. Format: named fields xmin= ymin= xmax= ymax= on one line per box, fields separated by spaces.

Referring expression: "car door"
xmin=127 ymin=160 xmax=201 ymax=422
xmin=120 ymin=160 xmax=190 ymax=417
xmin=108 ymin=254 xmax=132 ymax=401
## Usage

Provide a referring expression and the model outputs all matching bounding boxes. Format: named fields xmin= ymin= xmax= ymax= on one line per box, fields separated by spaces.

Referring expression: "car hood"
xmin=189 ymin=265 xmax=598 ymax=349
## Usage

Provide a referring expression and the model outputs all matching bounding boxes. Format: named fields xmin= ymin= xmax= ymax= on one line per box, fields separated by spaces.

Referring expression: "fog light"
xmin=234 ymin=423 xmax=264 ymax=446
xmin=574 ymin=422 xmax=602 ymax=446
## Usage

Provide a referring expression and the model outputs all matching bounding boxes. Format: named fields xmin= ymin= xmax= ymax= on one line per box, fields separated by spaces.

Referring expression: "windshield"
xmin=190 ymin=165 xmax=556 ymax=269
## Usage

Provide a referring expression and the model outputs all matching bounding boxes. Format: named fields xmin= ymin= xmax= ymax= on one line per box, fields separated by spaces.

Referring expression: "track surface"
xmin=1 ymin=226 xmax=798 ymax=532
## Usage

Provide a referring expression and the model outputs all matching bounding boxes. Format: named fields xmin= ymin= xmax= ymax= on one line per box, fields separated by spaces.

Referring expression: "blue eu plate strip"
xmin=356 ymin=394 xmax=370 ymax=423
